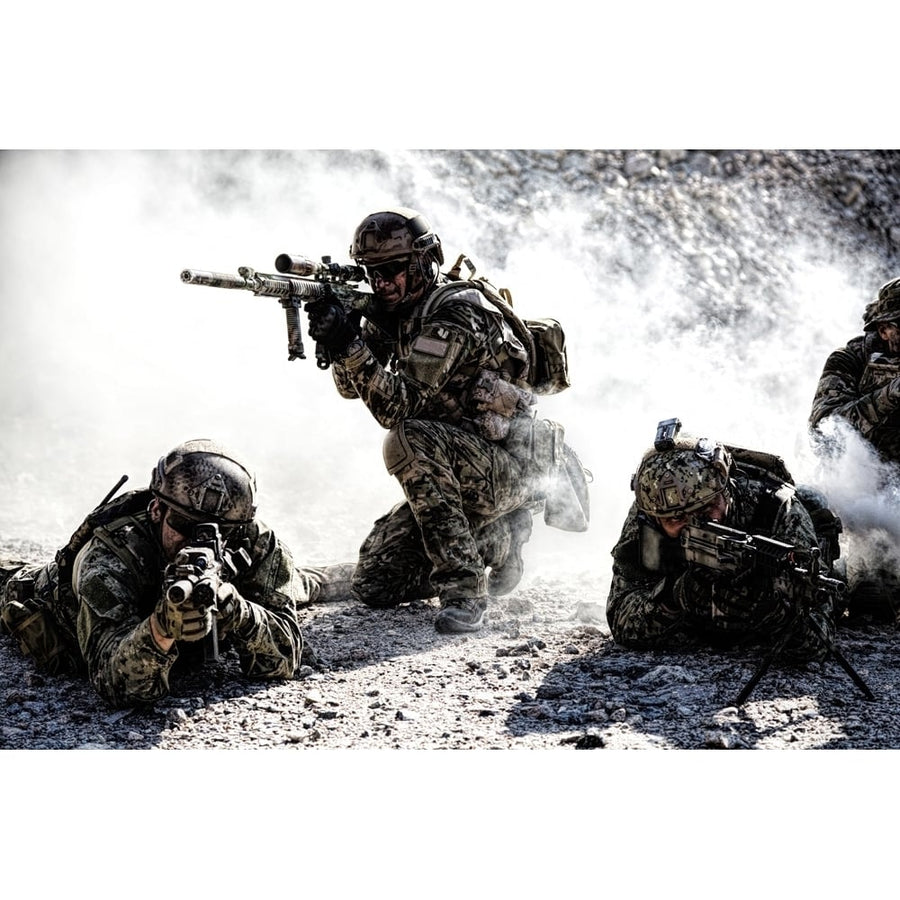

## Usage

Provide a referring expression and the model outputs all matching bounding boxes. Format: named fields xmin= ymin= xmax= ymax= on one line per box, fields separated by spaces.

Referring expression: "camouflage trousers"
xmin=0 ymin=559 xmax=84 ymax=675
xmin=353 ymin=419 xmax=540 ymax=606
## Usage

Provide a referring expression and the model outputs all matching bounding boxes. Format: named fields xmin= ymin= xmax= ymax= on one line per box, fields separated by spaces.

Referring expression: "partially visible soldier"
xmin=304 ymin=207 xmax=589 ymax=634
xmin=809 ymin=276 xmax=900 ymax=620
xmin=606 ymin=420 xmax=839 ymax=661
xmin=0 ymin=439 xmax=350 ymax=708
xmin=809 ymin=276 xmax=900 ymax=464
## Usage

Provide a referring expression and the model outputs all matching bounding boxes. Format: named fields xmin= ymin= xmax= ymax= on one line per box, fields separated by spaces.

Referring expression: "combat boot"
xmin=308 ymin=562 xmax=357 ymax=604
xmin=434 ymin=596 xmax=488 ymax=634
xmin=488 ymin=508 xmax=533 ymax=596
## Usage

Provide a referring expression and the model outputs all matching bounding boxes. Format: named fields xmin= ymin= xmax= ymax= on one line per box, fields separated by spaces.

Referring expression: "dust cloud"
xmin=0 ymin=150 xmax=893 ymax=601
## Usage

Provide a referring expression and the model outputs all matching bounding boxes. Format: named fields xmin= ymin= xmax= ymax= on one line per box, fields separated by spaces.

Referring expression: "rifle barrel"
xmin=181 ymin=269 xmax=248 ymax=289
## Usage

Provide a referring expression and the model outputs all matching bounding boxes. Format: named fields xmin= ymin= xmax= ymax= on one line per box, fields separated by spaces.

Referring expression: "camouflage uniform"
xmin=809 ymin=331 xmax=900 ymax=463
xmin=331 ymin=277 xmax=551 ymax=606
xmin=0 ymin=489 xmax=326 ymax=708
xmin=810 ymin=278 xmax=900 ymax=463
xmin=607 ymin=462 xmax=835 ymax=662
xmin=809 ymin=278 xmax=900 ymax=619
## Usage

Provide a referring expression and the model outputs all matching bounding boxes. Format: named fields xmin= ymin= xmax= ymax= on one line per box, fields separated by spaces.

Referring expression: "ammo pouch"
xmin=469 ymin=369 xmax=535 ymax=441
xmin=0 ymin=575 xmax=82 ymax=676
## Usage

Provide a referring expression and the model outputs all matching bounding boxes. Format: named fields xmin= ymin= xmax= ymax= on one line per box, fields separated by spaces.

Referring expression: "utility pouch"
xmin=528 ymin=417 xmax=560 ymax=470
xmin=526 ymin=317 xmax=571 ymax=395
xmin=542 ymin=426 xmax=591 ymax=532
xmin=470 ymin=369 xmax=534 ymax=441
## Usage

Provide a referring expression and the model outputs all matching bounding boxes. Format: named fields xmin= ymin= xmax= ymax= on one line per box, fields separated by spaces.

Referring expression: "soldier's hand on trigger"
xmin=155 ymin=555 xmax=218 ymax=642
xmin=214 ymin=582 xmax=250 ymax=636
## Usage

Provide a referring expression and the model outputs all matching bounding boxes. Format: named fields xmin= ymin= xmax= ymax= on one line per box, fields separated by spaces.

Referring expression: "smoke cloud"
xmin=0 ymin=150 xmax=893 ymax=603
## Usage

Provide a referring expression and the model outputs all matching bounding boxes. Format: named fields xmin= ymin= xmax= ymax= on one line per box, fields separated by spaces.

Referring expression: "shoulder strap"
xmin=424 ymin=255 xmax=537 ymax=378
xmin=55 ymin=489 xmax=152 ymax=574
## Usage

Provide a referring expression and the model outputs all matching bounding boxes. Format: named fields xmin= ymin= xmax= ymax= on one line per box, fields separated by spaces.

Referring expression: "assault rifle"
xmin=164 ymin=522 xmax=251 ymax=662
xmin=680 ymin=521 xmax=875 ymax=705
xmin=180 ymin=254 xmax=372 ymax=368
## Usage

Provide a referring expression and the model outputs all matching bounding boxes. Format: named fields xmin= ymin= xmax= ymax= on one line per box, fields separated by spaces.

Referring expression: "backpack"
xmin=726 ymin=445 xmax=843 ymax=567
xmin=434 ymin=254 xmax=572 ymax=395
xmin=0 ymin=481 xmax=146 ymax=675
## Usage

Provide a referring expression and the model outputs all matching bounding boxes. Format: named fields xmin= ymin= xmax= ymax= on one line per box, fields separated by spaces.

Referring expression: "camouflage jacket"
xmin=809 ymin=332 xmax=900 ymax=463
xmin=330 ymin=277 xmax=533 ymax=434
xmin=606 ymin=465 xmax=834 ymax=661
xmin=63 ymin=504 xmax=305 ymax=707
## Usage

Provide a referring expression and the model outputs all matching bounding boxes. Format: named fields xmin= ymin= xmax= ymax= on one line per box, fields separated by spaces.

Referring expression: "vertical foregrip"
xmin=284 ymin=302 xmax=306 ymax=361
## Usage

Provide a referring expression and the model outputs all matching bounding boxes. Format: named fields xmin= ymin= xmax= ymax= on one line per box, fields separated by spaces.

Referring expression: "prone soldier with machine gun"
xmin=680 ymin=520 xmax=873 ymax=705
xmin=607 ymin=418 xmax=874 ymax=705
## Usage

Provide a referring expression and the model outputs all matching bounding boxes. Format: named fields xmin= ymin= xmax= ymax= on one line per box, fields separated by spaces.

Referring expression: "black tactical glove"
xmin=306 ymin=301 xmax=360 ymax=356
xmin=154 ymin=581 xmax=215 ymax=642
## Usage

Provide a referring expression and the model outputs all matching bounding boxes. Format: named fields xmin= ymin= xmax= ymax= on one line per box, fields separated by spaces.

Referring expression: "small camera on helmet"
xmin=654 ymin=417 xmax=682 ymax=451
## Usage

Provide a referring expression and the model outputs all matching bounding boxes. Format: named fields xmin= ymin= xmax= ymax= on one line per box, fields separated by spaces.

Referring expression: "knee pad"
xmin=383 ymin=422 xmax=417 ymax=476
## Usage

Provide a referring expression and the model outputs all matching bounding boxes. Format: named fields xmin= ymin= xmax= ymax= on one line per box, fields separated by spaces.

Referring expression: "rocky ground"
xmin=4 ymin=149 xmax=900 ymax=755
xmin=2 ymin=534 xmax=896 ymax=752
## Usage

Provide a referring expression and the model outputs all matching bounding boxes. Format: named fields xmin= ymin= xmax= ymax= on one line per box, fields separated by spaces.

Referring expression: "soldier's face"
xmin=161 ymin=512 xmax=194 ymax=560
xmin=368 ymin=258 xmax=410 ymax=311
xmin=149 ymin=499 xmax=192 ymax=561
xmin=877 ymin=321 xmax=900 ymax=354
xmin=657 ymin=492 xmax=729 ymax=539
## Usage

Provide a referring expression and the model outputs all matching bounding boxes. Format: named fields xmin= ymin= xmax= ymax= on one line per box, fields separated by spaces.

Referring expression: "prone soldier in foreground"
xmin=607 ymin=419 xmax=842 ymax=671
xmin=0 ymin=439 xmax=349 ymax=708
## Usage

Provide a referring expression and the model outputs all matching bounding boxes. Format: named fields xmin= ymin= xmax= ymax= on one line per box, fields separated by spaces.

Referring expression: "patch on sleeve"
xmin=412 ymin=335 xmax=449 ymax=357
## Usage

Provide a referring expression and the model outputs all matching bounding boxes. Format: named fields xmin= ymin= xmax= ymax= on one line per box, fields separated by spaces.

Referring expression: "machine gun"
xmin=164 ymin=522 xmax=251 ymax=662
xmin=180 ymin=254 xmax=372 ymax=368
xmin=680 ymin=521 xmax=874 ymax=705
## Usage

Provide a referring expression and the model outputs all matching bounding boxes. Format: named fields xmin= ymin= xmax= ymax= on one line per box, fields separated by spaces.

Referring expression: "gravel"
xmin=2 ymin=533 xmax=896 ymax=751
xmin=4 ymin=149 xmax=900 ymax=756
xmin=6 ymin=144 xmax=900 ymax=900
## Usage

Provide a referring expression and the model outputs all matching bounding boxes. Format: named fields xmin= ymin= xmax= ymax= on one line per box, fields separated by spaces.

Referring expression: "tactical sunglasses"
xmin=365 ymin=258 xmax=409 ymax=281
xmin=164 ymin=507 xmax=237 ymax=538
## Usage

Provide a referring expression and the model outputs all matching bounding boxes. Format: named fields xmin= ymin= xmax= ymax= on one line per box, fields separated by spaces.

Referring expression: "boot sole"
xmin=434 ymin=610 xmax=485 ymax=634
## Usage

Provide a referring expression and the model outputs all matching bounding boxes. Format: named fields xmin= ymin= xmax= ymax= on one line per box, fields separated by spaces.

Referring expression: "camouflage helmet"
xmin=632 ymin=436 xmax=733 ymax=518
xmin=349 ymin=208 xmax=444 ymax=268
xmin=150 ymin=439 xmax=257 ymax=525
xmin=863 ymin=277 xmax=900 ymax=331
